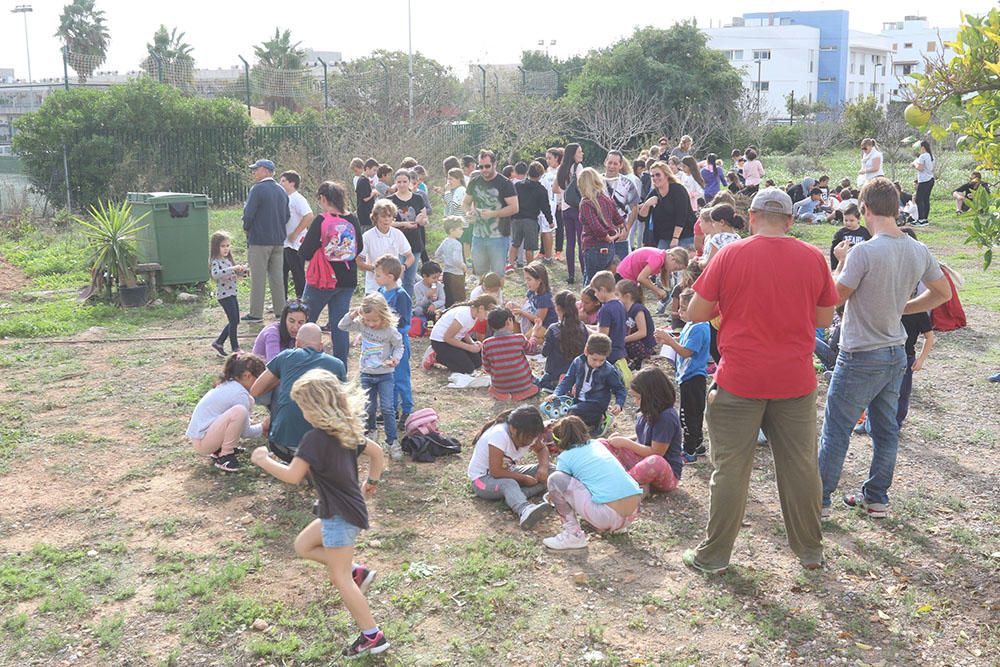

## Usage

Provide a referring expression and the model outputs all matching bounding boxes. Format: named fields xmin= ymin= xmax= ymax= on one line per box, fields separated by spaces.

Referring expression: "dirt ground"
xmin=0 ymin=260 xmax=998 ymax=666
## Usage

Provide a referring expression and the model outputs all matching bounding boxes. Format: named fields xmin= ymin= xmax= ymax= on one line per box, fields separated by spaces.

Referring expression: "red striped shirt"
xmin=481 ymin=332 xmax=537 ymax=394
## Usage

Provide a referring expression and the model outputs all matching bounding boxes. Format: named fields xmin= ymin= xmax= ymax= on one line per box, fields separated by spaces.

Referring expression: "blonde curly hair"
xmin=290 ymin=369 xmax=365 ymax=448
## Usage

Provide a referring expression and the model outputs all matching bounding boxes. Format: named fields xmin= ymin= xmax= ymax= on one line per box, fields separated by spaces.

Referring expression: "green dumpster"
xmin=129 ymin=192 xmax=212 ymax=285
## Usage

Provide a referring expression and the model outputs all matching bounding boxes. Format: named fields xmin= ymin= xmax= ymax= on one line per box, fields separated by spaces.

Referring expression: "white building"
xmin=880 ymin=16 xmax=958 ymax=101
xmin=845 ymin=31 xmax=894 ymax=105
xmin=704 ymin=23 xmax=820 ymax=118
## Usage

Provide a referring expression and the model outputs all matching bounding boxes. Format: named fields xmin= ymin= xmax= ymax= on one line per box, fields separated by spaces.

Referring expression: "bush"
xmin=763 ymin=124 xmax=804 ymax=155
xmin=13 ymin=79 xmax=250 ymax=209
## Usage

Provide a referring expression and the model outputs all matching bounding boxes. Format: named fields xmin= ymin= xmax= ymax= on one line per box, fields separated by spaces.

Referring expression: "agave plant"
xmin=75 ymin=200 xmax=149 ymax=297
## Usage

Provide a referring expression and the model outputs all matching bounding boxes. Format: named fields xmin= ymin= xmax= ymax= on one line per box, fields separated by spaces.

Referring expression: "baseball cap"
xmin=749 ymin=187 xmax=793 ymax=215
xmin=249 ymin=159 xmax=275 ymax=171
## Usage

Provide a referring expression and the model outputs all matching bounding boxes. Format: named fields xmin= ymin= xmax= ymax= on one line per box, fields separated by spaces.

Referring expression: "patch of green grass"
xmin=247 ymin=633 xmax=303 ymax=658
xmin=2 ymin=612 xmax=29 ymax=637
xmin=89 ymin=613 xmax=125 ymax=651
xmin=39 ymin=584 xmax=91 ymax=616
xmin=182 ymin=594 xmax=274 ymax=643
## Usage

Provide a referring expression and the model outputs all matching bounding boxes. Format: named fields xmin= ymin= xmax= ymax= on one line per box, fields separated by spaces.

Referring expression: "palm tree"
xmin=55 ymin=0 xmax=110 ymax=83
xmin=251 ymin=28 xmax=312 ymax=113
xmin=142 ymin=25 xmax=195 ymax=90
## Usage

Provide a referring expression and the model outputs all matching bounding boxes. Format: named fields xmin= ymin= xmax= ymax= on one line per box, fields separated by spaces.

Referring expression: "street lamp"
xmin=754 ymin=58 xmax=762 ymax=112
xmin=11 ymin=4 xmax=33 ymax=84
xmin=407 ymin=0 xmax=414 ymax=125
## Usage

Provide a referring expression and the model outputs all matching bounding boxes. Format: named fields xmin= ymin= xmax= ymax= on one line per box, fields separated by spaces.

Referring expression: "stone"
xmin=176 ymin=292 xmax=199 ymax=303
xmin=251 ymin=619 xmax=268 ymax=632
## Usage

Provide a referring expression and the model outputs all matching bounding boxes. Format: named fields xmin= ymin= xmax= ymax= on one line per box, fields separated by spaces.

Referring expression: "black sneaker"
xmin=342 ymin=630 xmax=389 ymax=659
xmin=241 ymin=314 xmax=263 ymax=322
xmin=211 ymin=342 xmax=226 ymax=357
xmin=210 ymin=447 xmax=245 ymax=459
xmin=213 ymin=453 xmax=241 ymax=472
xmin=320 ymin=323 xmax=332 ymax=333
xmin=352 ymin=566 xmax=377 ymax=595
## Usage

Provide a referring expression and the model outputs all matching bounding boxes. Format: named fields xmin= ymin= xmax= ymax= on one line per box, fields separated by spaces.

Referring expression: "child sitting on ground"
xmin=467 ymin=406 xmax=553 ymax=529
xmin=617 ymin=279 xmax=655 ymax=370
xmin=655 ymin=289 xmax=710 ymax=461
xmin=435 ymin=217 xmax=467 ymax=307
xmin=543 ymin=415 xmax=643 ymax=550
xmin=604 ymin=366 xmax=684 ymax=494
xmin=250 ymin=369 xmax=388 ymax=659
xmin=539 ymin=290 xmax=590 ymax=390
xmin=186 ymin=352 xmax=268 ymax=472
xmin=481 ymin=308 xmax=540 ymax=401
xmin=413 ymin=261 xmax=446 ymax=326
xmin=576 ymin=286 xmax=600 ymax=326
xmin=548 ymin=334 xmax=626 ymax=436
xmin=337 ymin=293 xmax=404 ymax=459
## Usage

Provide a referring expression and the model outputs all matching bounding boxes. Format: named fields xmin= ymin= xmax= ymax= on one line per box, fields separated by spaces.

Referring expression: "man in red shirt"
xmin=681 ymin=188 xmax=838 ymax=574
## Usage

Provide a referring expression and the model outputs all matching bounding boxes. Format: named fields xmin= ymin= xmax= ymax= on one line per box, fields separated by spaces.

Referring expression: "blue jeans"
xmin=814 ymin=335 xmax=837 ymax=370
xmin=818 ymin=346 xmax=907 ymax=507
xmin=471 ymin=236 xmax=509 ymax=276
xmin=612 ymin=240 xmax=630 ymax=263
xmin=362 ymin=372 xmax=397 ymax=442
xmin=394 ymin=332 xmax=413 ymax=414
xmin=402 ymin=257 xmax=418 ymax=300
xmin=302 ymin=284 xmax=354 ymax=369
xmin=583 ymin=244 xmax=612 ymax=287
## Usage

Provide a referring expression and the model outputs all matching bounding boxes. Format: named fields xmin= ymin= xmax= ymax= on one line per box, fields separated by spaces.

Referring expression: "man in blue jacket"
xmin=242 ymin=159 xmax=290 ymax=322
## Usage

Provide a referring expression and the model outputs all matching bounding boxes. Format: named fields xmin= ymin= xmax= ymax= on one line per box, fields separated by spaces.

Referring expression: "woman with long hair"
xmin=700 ymin=153 xmax=725 ymax=200
xmin=858 ymin=138 xmax=884 ymax=185
xmin=680 ymin=156 xmax=706 ymax=213
xmin=576 ymin=167 xmax=625 ymax=286
xmin=555 ymin=142 xmax=585 ymax=284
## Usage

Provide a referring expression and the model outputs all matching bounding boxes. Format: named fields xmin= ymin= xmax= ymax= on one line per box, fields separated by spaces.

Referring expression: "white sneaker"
xmin=388 ymin=440 xmax=403 ymax=462
xmin=518 ymin=502 xmax=551 ymax=529
xmin=543 ymin=529 xmax=588 ymax=550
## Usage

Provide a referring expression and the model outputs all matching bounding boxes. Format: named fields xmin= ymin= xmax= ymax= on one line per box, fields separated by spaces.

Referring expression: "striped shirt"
xmin=481 ymin=331 xmax=538 ymax=395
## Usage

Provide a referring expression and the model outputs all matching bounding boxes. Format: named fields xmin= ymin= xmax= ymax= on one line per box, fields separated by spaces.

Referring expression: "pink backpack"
xmin=404 ymin=408 xmax=439 ymax=437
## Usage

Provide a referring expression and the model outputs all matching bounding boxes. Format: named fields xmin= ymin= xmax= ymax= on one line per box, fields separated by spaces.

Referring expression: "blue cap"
xmin=249 ymin=159 xmax=275 ymax=171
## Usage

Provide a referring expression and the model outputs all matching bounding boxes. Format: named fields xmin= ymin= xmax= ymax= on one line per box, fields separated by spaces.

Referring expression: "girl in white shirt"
xmin=427 ymin=294 xmax=496 ymax=374
xmin=703 ymin=205 xmax=745 ymax=263
xmin=467 ymin=405 xmax=553 ymax=529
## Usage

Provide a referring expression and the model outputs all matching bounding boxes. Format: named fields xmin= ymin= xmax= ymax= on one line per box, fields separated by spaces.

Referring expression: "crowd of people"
xmin=187 ymin=136 xmax=970 ymax=658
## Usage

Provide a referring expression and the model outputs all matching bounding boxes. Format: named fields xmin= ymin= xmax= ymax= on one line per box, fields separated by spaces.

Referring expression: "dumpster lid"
xmin=127 ymin=192 xmax=212 ymax=204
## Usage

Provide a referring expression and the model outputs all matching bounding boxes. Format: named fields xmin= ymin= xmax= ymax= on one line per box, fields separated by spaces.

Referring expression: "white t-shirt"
xmin=859 ymin=148 xmax=884 ymax=184
xmin=467 ymin=423 xmax=530 ymax=480
xmin=360 ymin=226 xmax=411 ymax=293
xmin=540 ymin=167 xmax=559 ymax=216
xmin=430 ymin=305 xmax=477 ymax=343
xmin=284 ymin=191 xmax=312 ymax=250
xmin=470 ymin=285 xmax=503 ymax=306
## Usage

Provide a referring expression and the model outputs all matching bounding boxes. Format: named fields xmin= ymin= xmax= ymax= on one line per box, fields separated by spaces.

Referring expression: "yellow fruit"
xmin=904 ymin=104 xmax=932 ymax=128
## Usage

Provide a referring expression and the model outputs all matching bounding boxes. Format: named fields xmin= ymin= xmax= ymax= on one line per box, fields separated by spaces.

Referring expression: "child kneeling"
xmin=186 ymin=352 xmax=268 ymax=472
xmin=467 ymin=406 xmax=553 ymax=529
xmin=544 ymin=416 xmax=642 ymax=550
xmin=250 ymin=369 xmax=388 ymax=659
xmin=547 ymin=334 xmax=626 ymax=436
xmin=481 ymin=308 xmax=539 ymax=401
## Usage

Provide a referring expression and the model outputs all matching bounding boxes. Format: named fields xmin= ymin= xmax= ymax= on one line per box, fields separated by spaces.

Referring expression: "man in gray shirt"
xmin=242 ymin=159 xmax=289 ymax=322
xmin=818 ymin=177 xmax=951 ymax=519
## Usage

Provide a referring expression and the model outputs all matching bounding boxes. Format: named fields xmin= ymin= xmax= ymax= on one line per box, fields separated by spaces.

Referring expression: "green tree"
xmin=55 ymin=0 xmax=110 ymax=83
xmin=784 ymin=93 xmax=828 ymax=119
xmin=567 ymin=23 xmax=743 ymax=144
xmin=252 ymin=28 xmax=312 ymax=113
xmin=911 ymin=8 xmax=1000 ymax=267
xmin=520 ymin=50 xmax=585 ymax=96
xmin=141 ymin=25 xmax=195 ymax=90
xmin=13 ymin=79 xmax=249 ymax=209
xmin=330 ymin=50 xmax=462 ymax=123
xmin=841 ymin=96 xmax=885 ymax=140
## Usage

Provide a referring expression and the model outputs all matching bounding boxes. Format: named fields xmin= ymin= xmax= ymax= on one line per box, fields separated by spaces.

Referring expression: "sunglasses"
xmin=478 ymin=163 xmax=494 ymax=169
xmin=286 ymin=300 xmax=310 ymax=313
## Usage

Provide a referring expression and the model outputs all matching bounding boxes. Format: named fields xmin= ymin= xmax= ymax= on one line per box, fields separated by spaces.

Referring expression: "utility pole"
xmin=11 ymin=5 xmax=33 ymax=83
xmin=407 ymin=0 xmax=414 ymax=125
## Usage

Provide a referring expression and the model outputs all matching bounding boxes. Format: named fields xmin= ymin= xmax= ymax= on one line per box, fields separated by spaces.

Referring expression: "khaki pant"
xmin=693 ymin=385 xmax=823 ymax=569
xmin=247 ymin=244 xmax=286 ymax=319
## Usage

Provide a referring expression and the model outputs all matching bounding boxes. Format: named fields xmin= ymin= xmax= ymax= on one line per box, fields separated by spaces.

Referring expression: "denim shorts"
xmin=320 ymin=514 xmax=362 ymax=548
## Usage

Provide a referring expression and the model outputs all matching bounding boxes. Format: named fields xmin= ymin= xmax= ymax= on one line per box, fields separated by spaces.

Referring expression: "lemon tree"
xmin=910 ymin=8 xmax=1000 ymax=268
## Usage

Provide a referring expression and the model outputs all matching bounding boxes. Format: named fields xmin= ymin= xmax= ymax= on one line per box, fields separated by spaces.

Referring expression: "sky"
xmin=0 ymin=1 xmax=994 ymax=83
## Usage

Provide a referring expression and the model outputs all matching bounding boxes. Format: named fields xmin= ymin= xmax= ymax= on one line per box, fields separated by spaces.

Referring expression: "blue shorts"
xmin=320 ymin=514 xmax=362 ymax=548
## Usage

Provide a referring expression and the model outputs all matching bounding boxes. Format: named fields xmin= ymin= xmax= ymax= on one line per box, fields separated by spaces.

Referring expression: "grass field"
xmin=0 ymin=149 xmax=998 ymax=666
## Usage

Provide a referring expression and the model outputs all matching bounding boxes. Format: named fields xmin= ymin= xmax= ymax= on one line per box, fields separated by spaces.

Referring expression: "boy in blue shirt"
xmin=591 ymin=271 xmax=627 ymax=366
xmin=547 ymin=334 xmax=627 ymax=436
xmin=375 ymin=255 xmax=412 ymax=462
xmin=657 ymin=289 xmax=710 ymax=461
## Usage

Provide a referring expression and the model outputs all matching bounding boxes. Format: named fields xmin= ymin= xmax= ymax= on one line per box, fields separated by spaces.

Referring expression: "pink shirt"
xmin=616 ymin=247 xmax=666 ymax=282
xmin=742 ymin=159 xmax=764 ymax=186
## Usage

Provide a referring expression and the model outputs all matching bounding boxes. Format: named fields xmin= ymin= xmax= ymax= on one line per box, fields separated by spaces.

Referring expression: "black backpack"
xmin=400 ymin=432 xmax=462 ymax=463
